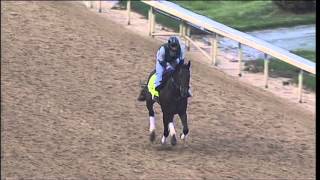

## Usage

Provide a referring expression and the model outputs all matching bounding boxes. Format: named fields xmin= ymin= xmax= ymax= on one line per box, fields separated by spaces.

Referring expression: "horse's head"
xmin=173 ymin=61 xmax=191 ymax=98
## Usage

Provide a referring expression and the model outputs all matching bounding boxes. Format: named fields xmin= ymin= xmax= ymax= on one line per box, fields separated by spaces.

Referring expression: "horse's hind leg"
xmin=146 ymin=97 xmax=156 ymax=142
xmin=179 ymin=112 xmax=189 ymax=141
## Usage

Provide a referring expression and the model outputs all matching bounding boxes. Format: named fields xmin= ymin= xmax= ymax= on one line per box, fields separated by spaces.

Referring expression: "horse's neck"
xmin=162 ymin=77 xmax=178 ymax=95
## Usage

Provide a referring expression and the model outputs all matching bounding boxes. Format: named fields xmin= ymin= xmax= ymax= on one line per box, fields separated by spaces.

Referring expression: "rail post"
xmin=211 ymin=33 xmax=218 ymax=66
xmin=150 ymin=7 xmax=156 ymax=38
xmin=179 ymin=21 xmax=183 ymax=37
xmin=185 ymin=25 xmax=191 ymax=51
xmin=183 ymin=22 xmax=187 ymax=38
xmin=98 ymin=0 xmax=102 ymax=13
xmin=127 ymin=0 xmax=131 ymax=25
xmin=264 ymin=53 xmax=269 ymax=88
xmin=148 ymin=7 xmax=152 ymax=36
xmin=180 ymin=21 xmax=187 ymax=44
xmin=298 ymin=69 xmax=304 ymax=103
xmin=238 ymin=43 xmax=243 ymax=77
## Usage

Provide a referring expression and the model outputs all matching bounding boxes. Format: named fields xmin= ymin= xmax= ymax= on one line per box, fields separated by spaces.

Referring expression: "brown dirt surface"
xmin=1 ymin=1 xmax=315 ymax=179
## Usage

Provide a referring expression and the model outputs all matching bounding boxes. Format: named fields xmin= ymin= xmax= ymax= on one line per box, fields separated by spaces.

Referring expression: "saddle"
xmin=137 ymin=69 xmax=174 ymax=102
xmin=147 ymin=69 xmax=174 ymax=98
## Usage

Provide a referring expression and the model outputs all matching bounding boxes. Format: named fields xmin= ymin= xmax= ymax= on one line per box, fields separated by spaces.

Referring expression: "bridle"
xmin=169 ymin=70 xmax=189 ymax=101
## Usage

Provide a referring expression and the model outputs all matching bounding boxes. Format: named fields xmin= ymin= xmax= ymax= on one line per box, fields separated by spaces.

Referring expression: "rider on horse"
xmin=138 ymin=36 xmax=192 ymax=102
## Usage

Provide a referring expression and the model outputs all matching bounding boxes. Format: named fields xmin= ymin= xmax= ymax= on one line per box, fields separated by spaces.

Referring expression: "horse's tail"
xmin=138 ymin=70 xmax=155 ymax=102
xmin=137 ymin=81 xmax=147 ymax=101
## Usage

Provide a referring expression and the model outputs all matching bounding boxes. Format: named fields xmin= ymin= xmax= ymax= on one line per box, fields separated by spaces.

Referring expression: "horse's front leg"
xmin=178 ymin=112 xmax=189 ymax=142
xmin=161 ymin=113 xmax=175 ymax=145
xmin=146 ymin=98 xmax=156 ymax=142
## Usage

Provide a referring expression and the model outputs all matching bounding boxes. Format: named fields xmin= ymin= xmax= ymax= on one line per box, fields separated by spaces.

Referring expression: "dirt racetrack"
xmin=1 ymin=1 xmax=315 ymax=179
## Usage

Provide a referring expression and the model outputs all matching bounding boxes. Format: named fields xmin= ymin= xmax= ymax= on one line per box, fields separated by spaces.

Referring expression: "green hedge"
xmin=120 ymin=1 xmax=315 ymax=31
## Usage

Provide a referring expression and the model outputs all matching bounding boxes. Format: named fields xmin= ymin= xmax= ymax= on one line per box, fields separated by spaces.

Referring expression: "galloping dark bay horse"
xmin=138 ymin=61 xmax=191 ymax=146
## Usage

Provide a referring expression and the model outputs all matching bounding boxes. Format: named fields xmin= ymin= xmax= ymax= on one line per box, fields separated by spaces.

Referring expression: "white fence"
xmin=84 ymin=0 xmax=315 ymax=103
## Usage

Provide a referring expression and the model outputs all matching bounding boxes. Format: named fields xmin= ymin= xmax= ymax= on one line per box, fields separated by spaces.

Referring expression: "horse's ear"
xmin=187 ymin=61 xmax=191 ymax=69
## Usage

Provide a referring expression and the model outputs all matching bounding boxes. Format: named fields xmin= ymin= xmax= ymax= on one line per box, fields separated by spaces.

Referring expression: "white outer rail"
xmin=83 ymin=1 xmax=315 ymax=103
xmin=140 ymin=0 xmax=315 ymax=103
xmin=142 ymin=1 xmax=315 ymax=75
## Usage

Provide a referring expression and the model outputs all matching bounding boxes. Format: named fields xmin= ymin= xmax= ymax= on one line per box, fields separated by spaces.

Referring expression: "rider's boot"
xmin=153 ymin=85 xmax=163 ymax=103
xmin=187 ymin=88 xmax=192 ymax=97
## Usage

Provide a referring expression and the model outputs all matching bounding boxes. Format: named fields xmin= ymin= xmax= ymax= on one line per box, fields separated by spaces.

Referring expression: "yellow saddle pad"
xmin=148 ymin=74 xmax=159 ymax=98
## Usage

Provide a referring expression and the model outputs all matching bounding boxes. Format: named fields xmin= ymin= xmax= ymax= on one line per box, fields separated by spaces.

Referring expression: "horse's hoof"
xmin=149 ymin=131 xmax=156 ymax=142
xmin=161 ymin=136 xmax=167 ymax=145
xmin=180 ymin=133 xmax=188 ymax=140
xmin=171 ymin=134 xmax=177 ymax=146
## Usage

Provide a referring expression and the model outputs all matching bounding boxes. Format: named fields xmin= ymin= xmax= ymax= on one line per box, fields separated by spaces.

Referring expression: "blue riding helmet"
xmin=167 ymin=36 xmax=180 ymax=58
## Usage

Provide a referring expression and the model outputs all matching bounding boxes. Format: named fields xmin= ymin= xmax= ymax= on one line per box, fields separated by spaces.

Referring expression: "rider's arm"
xmin=156 ymin=46 xmax=166 ymax=67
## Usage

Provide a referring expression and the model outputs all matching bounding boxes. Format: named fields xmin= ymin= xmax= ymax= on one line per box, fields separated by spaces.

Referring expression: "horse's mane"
xmin=174 ymin=62 xmax=189 ymax=73
xmin=160 ymin=62 xmax=190 ymax=86
xmin=174 ymin=62 xmax=190 ymax=75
